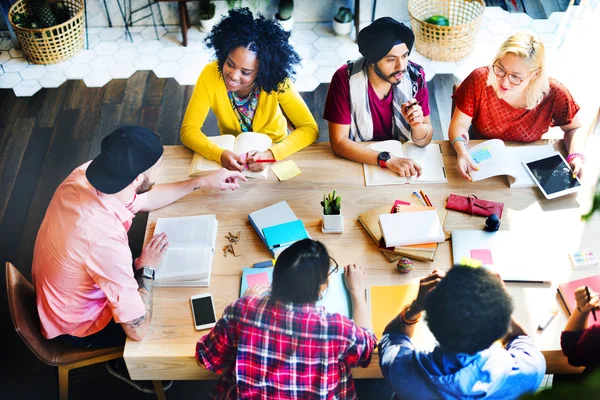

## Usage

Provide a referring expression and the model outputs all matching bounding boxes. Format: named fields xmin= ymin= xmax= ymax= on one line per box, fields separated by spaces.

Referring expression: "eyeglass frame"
xmin=328 ymin=257 xmax=339 ymax=276
xmin=491 ymin=61 xmax=539 ymax=86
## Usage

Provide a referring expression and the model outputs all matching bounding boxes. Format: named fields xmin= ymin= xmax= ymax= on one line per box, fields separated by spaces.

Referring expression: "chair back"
xmin=6 ymin=262 xmax=65 ymax=366
xmin=451 ymin=83 xmax=460 ymax=117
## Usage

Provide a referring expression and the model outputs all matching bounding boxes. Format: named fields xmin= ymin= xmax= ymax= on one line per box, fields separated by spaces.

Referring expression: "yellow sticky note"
xmin=460 ymin=257 xmax=483 ymax=268
xmin=271 ymin=160 xmax=301 ymax=181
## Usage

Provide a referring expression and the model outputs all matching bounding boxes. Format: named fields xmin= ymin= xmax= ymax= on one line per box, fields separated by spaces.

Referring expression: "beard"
xmin=373 ymin=63 xmax=406 ymax=86
xmin=136 ymin=175 xmax=155 ymax=195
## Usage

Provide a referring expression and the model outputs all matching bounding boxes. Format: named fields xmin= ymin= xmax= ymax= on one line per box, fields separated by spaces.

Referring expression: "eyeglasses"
xmin=328 ymin=257 xmax=339 ymax=276
xmin=491 ymin=63 xmax=538 ymax=86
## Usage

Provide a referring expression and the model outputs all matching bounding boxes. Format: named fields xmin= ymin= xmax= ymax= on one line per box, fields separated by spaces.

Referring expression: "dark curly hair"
xmin=271 ymin=239 xmax=330 ymax=304
xmin=204 ymin=8 xmax=301 ymax=93
xmin=425 ymin=266 xmax=513 ymax=355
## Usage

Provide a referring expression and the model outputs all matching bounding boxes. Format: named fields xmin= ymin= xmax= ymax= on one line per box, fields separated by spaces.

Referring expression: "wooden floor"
xmin=0 ymin=71 xmax=454 ymax=399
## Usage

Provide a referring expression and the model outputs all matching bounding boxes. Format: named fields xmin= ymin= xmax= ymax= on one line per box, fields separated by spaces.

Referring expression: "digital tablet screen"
xmin=525 ymin=154 xmax=580 ymax=196
xmin=191 ymin=296 xmax=216 ymax=326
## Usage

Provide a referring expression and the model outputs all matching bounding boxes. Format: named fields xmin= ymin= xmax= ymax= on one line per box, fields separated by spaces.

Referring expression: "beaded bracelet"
xmin=566 ymin=153 xmax=585 ymax=164
xmin=401 ymin=304 xmax=422 ymax=325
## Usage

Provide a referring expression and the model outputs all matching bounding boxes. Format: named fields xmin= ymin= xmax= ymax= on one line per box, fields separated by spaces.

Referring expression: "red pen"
xmin=252 ymin=159 xmax=276 ymax=163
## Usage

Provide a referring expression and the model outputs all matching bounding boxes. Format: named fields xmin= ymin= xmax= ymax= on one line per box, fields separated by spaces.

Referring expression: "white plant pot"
xmin=276 ymin=15 xmax=294 ymax=32
xmin=332 ymin=19 xmax=352 ymax=36
xmin=200 ymin=15 xmax=218 ymax=33
xmin=323 ymin=212 xmax=343 ymax=232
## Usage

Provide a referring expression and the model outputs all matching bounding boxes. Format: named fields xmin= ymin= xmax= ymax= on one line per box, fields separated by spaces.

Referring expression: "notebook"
xmin=363 ymin=140 xmax=447 ymax=186
xmin=557 ymin=275 xmax=600 ymax=325
xmin=248 ymin=201 xmax=309 ymax=257
xmin=468 ymin=139 xmax=556 ymax=188
xmin=153 ymin=214 xmax=218 ymax=287
xmin=369 ymin=284 xmax=420 ymax=339
xmin=240 ymin=267 xmax=352 ymax=318
xmin=379 ymin=210 xmax=445 ymax=247
xmin=263 ymin=220 xmax=309 ymax=249
xmin=188 ymin=132 xmax=273 ymax=179
xmin=451 ymin=229 xmax=552 ymax=283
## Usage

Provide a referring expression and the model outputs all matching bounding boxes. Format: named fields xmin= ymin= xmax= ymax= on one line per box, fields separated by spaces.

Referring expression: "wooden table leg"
xmin=178 ymin=1 xmax=188 ymax=47
xmin=153 ymin=380 xmax=167 ymax=400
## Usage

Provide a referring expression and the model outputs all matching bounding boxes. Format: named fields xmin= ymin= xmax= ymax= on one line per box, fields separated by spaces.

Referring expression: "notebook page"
xmin=154 ymin=215 xmax=217 ymax=248
xmin=468 ymin=139 xmax=514 ymax=182
xmin=363 ymin=140 xmax=406 ymax=186
xmin=189 ymin=135 xmax=236 ymax=175
xmin=403 ymin=142 xmax=447 ymax=183
xmin=506 ymin=145 xmax=555 ymax=188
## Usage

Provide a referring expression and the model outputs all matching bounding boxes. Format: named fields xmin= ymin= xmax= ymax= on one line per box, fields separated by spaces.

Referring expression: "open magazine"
xmin=468 ymin=139 xmax=556 ymax=188
xmin=189 ymin=132 xmax=272 ymax=179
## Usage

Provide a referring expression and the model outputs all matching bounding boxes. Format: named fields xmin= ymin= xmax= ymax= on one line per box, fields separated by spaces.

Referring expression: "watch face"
xmin=381 ymin=151 xmax=391 ymax=161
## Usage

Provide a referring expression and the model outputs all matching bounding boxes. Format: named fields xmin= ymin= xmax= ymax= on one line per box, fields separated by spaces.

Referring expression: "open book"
xmin=189 ymin=132 xmax=273 ymax=179
xmin=363 ymin=140 xmax=447 ymax=186
xmin=468 ymin=139 xmax=555 ymax=188
xmin=153 ymin=215 xmax=218 ymax=287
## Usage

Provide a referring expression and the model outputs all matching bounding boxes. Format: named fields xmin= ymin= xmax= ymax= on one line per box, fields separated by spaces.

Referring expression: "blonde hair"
xmin=487 ymin=32 xmax=549 ymax=110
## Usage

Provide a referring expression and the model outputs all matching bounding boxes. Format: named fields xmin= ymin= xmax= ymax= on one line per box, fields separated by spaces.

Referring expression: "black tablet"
xmin=523 ymin=153 xmax=581 ymax=199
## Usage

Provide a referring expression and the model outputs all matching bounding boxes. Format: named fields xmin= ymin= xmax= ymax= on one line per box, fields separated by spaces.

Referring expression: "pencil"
xmin=424 ymin=194 xmax=433 ymax=207
xmin=586 ymin=286 xmax=597 ymax=321
xmin=420 ymin=190 xmax=432 ymax=207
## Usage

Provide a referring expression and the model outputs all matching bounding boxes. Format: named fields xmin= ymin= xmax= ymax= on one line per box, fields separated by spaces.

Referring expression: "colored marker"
xmin=537 ymin=307 xmax=558 ymax=330
xmin=254 ymin=259 xmax=276 ymax=268
xmin=412 ymin=192 xmax=426 ymax=206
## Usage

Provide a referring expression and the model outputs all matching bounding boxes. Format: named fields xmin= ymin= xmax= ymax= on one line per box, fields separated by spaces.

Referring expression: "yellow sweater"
xmin=181 ymin=61 xmax=319 ymax=163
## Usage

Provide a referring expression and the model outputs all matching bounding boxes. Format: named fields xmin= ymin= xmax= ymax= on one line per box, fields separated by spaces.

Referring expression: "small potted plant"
xmin=332 ymin=6 xmax=352 ymax=36
xmin=199 ymin=0 xmax=217 ymax=32
xmin=321 ymin=190 xmax=343 ymax=233
xmin=275 ymin=0 xmax=294 ymax=32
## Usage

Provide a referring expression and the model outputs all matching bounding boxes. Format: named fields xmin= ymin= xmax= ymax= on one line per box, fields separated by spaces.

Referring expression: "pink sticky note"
xmin=247 ymin=272 xmax=270 ymax=287
xmin=470 ymin=249 xmax=494 ymax=265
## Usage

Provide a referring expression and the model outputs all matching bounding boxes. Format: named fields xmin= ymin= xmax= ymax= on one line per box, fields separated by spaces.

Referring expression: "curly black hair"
xmin=204 ymin=8 xmax=301 ymax=93
xmin=425 ymin=266 xmax=513 ymax=355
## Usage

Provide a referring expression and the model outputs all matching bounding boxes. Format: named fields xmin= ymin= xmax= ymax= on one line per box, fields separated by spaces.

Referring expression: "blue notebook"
xmin=263 ymin=220 xmax=309 ymax=249
xmin=239 ymin=267 xmax=352 ymax=318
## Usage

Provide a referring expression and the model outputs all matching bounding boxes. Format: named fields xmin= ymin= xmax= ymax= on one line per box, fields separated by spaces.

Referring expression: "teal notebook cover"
xmin=262 ymin=220 xmax=309 ymax=249
xmin=239 ymin=267 xmax=352 ymax=318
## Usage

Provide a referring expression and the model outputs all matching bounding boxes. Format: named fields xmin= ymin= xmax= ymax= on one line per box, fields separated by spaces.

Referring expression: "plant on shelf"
xmin=275 ymin=0 xmax=294 ymax=31
xmin=321 ymin=190 xmax=343 ymax=233
xmin=332 ymin=6 xmax=353 ymax=36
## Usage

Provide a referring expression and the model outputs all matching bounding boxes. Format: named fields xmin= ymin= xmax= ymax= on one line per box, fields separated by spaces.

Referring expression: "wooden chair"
xmin=451 ymin=82 xmax=460 ymax=117
xmin=5 ymin=262 xmax=165 ymax=400
xmin=156 ymin=0 xmax=193 ymax=46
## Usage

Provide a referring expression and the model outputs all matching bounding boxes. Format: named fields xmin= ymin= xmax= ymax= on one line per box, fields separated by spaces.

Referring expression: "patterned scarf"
xmin=228 ymin=85 xmax=260 ymax=132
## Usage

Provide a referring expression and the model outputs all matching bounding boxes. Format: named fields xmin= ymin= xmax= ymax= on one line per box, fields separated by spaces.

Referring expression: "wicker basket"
xmin=9 ymin=0 xmax=84 ymax=64
xmin=408 ymin=0 xmax=485 ymax=62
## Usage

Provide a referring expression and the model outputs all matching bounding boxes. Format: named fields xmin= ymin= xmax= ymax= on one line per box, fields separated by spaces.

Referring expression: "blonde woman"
xmin=449 ymin=32 xmax=585 ymax=180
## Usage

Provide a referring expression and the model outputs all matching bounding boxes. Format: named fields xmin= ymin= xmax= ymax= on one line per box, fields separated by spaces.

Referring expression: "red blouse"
xmin=452 ymin=67 xmax=580 ymax=142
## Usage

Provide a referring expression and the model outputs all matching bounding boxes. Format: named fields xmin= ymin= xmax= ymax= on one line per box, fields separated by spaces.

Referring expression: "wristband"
xmin=401 ymin=304 xmax=422 ymax=325
xmin=566 ymin=153 xmax=585 ymax=164
xmin=451 ymin=136 xmax=467 ymax=147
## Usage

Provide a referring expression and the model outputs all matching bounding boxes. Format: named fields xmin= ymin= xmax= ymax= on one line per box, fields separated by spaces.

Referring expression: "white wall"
xmin=85 ymin=0 xmax=410 ymax=27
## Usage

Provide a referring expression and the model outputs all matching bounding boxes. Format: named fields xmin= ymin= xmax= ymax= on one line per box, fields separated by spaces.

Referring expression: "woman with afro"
xmin=181 ymin=8 xmax=318 ymax=172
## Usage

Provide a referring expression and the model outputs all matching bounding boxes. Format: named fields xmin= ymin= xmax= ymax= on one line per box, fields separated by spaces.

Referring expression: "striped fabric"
xmin=196 ymin=295 xmax=377 ymax=399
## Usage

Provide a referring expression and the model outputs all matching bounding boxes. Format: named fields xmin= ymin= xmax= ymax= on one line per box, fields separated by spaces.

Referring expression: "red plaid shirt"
xmin=196 ymin=295 xmax=377 ymax=399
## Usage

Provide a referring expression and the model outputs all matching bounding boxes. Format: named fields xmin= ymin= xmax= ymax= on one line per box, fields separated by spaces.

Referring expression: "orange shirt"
xmin=453 ymin=67 xmax=580 ymax=142
xmin=32 ymin=162 xmax=146 ymax=339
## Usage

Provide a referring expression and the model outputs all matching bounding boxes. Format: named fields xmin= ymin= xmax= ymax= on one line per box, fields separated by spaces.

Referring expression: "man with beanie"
xmin=324 ymin=17 xmax=434 ymax=177
xmin=32 ymin=126 xmax=246 ymax=393
xmin=379 ymin=267 xmax=545 ymax=399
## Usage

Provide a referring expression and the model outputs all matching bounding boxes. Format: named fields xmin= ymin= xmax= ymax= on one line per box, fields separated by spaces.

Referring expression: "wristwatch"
xmin=377 ymin=151 xmax=391 ymax=168
xmin=134 ymin=266 xmax=155 ymax=280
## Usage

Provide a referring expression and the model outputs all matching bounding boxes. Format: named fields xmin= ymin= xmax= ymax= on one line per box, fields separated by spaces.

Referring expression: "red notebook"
xmin=557 ymin=275 xmax=600 ymax=324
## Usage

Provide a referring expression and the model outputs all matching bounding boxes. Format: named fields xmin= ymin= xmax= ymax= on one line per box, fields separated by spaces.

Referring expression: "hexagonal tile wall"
xmin=0 ymin=7 xmax=588 ymax=97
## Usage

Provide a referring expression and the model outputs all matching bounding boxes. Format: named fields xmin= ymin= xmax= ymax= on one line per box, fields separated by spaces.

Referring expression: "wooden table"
xmin=124 ymin=140 xmax=600 ymax=380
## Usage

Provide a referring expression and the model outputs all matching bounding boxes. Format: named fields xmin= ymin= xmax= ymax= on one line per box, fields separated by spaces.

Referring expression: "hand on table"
xmin=343 ymin=264 xmax=368 ymax=297
xmin=135 ymin=232 xmax=169 ymax=270
xmin=386 ymin=156 xmax=422 ymax=178
xmin=244 ymin=284 xmax=270 ymax=297
xmin=245 ymin=150 xmax=275 ymax=172
xmin=456 ymin=151 xmax=478 ymax=181
xmin=220 ymin=150 xmax=245 ymax=172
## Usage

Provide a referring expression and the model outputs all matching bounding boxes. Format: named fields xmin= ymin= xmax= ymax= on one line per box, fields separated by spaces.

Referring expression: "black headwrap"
xmin=357 ymin=17 xmax=415 ymax=63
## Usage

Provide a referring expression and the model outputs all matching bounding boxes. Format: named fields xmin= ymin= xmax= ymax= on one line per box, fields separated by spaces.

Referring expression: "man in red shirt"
xmin=32 ymin=126 xmax=246 ymax=393
xmin=323 ymin=17 xmax=434 ymax=178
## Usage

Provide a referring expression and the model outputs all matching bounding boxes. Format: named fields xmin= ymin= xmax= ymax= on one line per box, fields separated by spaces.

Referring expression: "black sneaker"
xmin=106 ymin=358 xmax=173 ymax=394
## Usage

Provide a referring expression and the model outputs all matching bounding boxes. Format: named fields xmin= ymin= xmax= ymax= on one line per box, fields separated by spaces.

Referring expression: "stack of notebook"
xmin=358 ymin=201 xmax=449 ymax=262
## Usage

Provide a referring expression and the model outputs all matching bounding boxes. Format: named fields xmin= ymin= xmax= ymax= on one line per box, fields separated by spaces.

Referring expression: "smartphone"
xmin=190 ymin=293 xmax=217 ymax=331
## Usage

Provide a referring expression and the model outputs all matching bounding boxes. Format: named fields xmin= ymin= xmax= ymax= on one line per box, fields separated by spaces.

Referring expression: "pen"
xmin=586 ymin=286 xmax=597 ymax=321
xmin=424 ymin=194 xmax=433 ymax=207
xmin=404 ymin=100 xmax=417 ymax=112
xmin=412 ymin=192 xmax=427 ymax=206
xmin=252 ymin=159 xmax=277 ymax=163
xmin=537 ymin=306 xmax=558 ymax=330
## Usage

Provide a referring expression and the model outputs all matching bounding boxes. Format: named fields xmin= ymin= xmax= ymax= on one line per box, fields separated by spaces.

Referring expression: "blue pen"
xmin=253 ymin=259 xmax=275 ymax=268
xmin=412 ymin=192 xmax=427 ymax=206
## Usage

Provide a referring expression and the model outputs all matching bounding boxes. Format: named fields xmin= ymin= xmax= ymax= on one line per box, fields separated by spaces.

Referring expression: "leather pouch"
xmin=446 ymin=194 xmax=504 ymax=218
